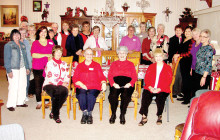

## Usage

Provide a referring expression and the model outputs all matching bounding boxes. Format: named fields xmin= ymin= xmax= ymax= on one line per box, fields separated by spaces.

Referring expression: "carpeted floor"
xmin=0 ymin=67 xmax=188 ymax=140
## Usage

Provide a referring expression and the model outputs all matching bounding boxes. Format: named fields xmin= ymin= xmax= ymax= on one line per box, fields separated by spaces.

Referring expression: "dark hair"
xmin=52 ymin=45 xmax=63 ymax=57
xmin=82 ymin=21 xmax=90 ymax=26
xmin=48 ymin=29 xmax=54 ymax=33
xmin=35 ymin=26 xmax=50 ymax=40
xmin=70 ymin=24 xmax=79 ymax=31
xmin=148 ymin=27 xmax=156 ymax=32
xmin=185 ymin=26 xmax=193 ymax=31
xmin=10 ymin=29 xmax=21 ymax=41
xmin=174 ymin=24 xmax=183 ymax=31
xmin=92 ymin=26 xmax=100 ymax=31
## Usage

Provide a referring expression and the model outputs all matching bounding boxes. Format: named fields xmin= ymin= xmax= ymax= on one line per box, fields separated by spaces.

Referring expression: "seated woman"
xmin=83 ymin=26 xmax=108 ymax=57
xmin=138 ymin=48 xmax=172 ymax=126
xmin=108 ymin=46 xmax=137 ymax=125
xmin=43 ymin=45 xmax=70 ymax=123
xmin=72 ymin=48 xmax=106 ymax=124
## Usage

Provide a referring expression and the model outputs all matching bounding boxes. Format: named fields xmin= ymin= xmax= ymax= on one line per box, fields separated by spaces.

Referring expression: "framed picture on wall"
xmin=1 ymin=5 xmax=19 ymax=27
xmin=33 ymin=1 xmax=42 ymax=12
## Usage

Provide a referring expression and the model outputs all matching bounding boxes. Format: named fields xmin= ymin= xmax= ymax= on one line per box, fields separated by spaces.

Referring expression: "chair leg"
xmin=73 ymin=98 xmax=76 ymax=120
xmin=42 ymin=96 xmax=45 ymax=119
xmin=99 ymin=99 xmax=103 ymax=121
xmin=134 ymin=98 xmax=138 ymax=120
xmin=138 ymin=80 xmax=142 ymax=98
xmin=109 ymin=104 xmax=112 ymax=116
xmin=67 ymin=96 xmax=70 ymax=119
xmin=175 ymin=129 xmax=182 ymax=140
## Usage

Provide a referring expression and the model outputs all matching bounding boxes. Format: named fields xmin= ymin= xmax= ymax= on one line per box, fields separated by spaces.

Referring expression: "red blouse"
xmin=142 ymin=37 xmax=153 ymax=61
xmin=72 ymin=60 xmax=106 ymax=90
xmin=144 ymin=62 xmax=172 ymax=93
xmin=60 ymin=32 xmax=69 ymax=56
xmin=108 ymin=60 xmax=137 ymax=87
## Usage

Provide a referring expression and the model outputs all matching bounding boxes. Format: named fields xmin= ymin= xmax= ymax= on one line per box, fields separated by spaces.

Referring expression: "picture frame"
xmin=33 ymin=1 xmax=42 ymax=12
xmin=0 ymin=32 xmax=5 ymax=41
xmin=1 ymin=5 xmax=19 ymax=27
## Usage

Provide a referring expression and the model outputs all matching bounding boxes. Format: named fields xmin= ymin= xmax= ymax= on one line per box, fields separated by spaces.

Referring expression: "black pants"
xmin=180 ymin=58 xmax=192 ymax=102
xmin=139 ymin=89 xmax=169 ymax=116
xmin=172 ymin=64 xmax=182 ymax=96
xmin=192 ymin=72 xmax=210 ymax=98
xmin=28 ymin=79 xmax=36 ymax=95
xmin=33 ymin=70 xmax=45 ymax=102
xmin=43 ymin=85 xmax=68 ymax=118
xmin=108 ymin=76 xmax=134 ymax=115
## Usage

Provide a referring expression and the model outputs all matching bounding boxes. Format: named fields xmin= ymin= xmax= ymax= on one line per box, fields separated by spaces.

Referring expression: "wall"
xmin=195 ymin=0 xmax=220 ymax=11
xmin=1 ymin=0 xmax=199 ymax=37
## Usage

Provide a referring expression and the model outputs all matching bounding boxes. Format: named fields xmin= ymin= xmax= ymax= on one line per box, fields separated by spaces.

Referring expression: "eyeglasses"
xmin=199 ymin=35 xmax=208 ymax=38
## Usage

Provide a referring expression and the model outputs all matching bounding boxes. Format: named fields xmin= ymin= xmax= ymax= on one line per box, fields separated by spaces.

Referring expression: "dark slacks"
xmin=108 ymin=76 xmax=134 ymax=115
xmin=33 ymin=70 xmax=45 ymax=102
xmin=43 ymin=85 xmax=68 ymax=118
xmin=139 ymin=89 xmax=169 ymax=117
xmin=76 ymin=88 xmax=100 ymax=112
xmin=172 ymin=64 xmax=182 ymax=96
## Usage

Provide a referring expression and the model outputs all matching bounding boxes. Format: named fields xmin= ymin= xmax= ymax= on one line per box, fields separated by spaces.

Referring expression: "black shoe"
xmin=120 ymin=115 xmax=126 ymax=125
xmin=49 ymin=113 xmax=53 ymax=119
xmin=172 ymin=95 xmax=177 ymax=98
xmin=178 ymin=93 xmax=184 ymax=97
xmin=109 ymin=114 xmax=116 ymax=124
xmin=181 ymin=101 xmax=190 ymax=105
xmin=87 ymin=115 xmax=93 ymax=124
xmin=53 ymin=117 xmax=62 ymax=123
xmin=81 ymin=115 xmax=87 ymax=124
xmin=177 ymin=98 xmax=184 ymax=101
xmin=7 ymin=107 xmax=15 ymax=111
xmin=138 ymin=117 xmax=148 ymax=126
xmin=16 ymin=104 xmax=28 ymax=107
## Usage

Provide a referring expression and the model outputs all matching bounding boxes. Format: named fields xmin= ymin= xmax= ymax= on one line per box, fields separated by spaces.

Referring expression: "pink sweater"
xmin=31 ymin=39 xmax=54 ymax=70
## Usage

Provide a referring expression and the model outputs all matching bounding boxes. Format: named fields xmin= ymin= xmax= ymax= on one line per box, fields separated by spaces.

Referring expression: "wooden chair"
xmin=101 ymin=50 xmax=117 ymax=64
xmin=175 ymin=123 xmax=185 ymax=140
xmin=72 ymin=56 xmax=105 ymax=120
xmin=41 ymin=56 xmax=73 ymax=119
xmin=127 ymin=51 xmax=141 ymax=59
xmin=109 ymin=57 xmax=139 ymax=120
xmin=0 ymin=99 xmax=4 ymax=125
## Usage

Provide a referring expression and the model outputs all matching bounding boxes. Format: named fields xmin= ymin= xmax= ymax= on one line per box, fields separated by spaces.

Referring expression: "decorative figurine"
xmin=65 ymin=7 xmax=73 ymax=17
xmin=136 ymin=0 xmax=150 ymax=13
xmin=122 ymin=2 xmax=130 ymax=12
xmin=41 ymin=9 xmax=49 ymax=22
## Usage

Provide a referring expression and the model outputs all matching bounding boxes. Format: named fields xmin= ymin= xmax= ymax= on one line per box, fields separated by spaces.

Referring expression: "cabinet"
xmin=0 ymin=41 xmax=9 ymax=66
xmin=60 ymin=9 xmax=92 ymax=32
xmin=34 ymin=22 xmax=53 ymax=30
xmin=179 ymin=18 xmax=197 ymax=30
xmin=101 ymin=12 xmax=156 ymax=50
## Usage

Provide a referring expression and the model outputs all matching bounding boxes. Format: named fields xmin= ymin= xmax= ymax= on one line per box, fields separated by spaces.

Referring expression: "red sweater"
xmin=72 ymin=60 xmax=106 ymax=90
xmin=108 ymin=60 xmax=137 ymax=87
xmin=144 ymin=62 xmax=172 ymax=93
xmin=142 ymin=37 xmax=153 ymax=61
xmin=80 ymin=32 xmax=93 ymax=44
xmin=60 ymin=32 xmax=69 ymax=56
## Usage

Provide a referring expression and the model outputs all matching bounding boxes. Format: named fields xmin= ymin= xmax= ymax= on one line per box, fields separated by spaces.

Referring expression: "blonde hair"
xmin=192 ymin=28 xmax=201 ymax=34
xmin=28 ymin=25 xmax=36 ymax=31
xmin=153 ymin=48 xmax=163 ymax=56
xmin=201 ymin=29 xmax=211 ymax=38
xmin=52 ymin=45 xmax=63 ymax=57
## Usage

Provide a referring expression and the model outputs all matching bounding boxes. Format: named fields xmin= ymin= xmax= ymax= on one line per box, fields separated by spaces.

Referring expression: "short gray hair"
xmin=157 ymin=23 xmax=165 ymax=30
xmin=201 ymin=29 xmax=211 ymax=38
xmin=116 ymin=46 xmax=128 ymax=54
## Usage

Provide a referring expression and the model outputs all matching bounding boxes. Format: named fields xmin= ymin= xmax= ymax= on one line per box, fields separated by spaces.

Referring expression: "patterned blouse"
xmin=195 ymin=45 xmax=213 ymax=75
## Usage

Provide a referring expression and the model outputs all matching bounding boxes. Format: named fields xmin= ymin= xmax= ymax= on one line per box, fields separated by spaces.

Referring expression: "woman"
xmin=141 ymin=27 xmax=156 ymax=65
xmin=19 ymin=28 xmax=32 ymax=100
xmin=108 ymin=46 xmax=137 ymax=125
xmin=83 ymin=26 xmax=108 ymax=57
xmin=48 ymin=29 xmax=58 ymax=45
xmin=174 ymin=26 xmax=194 ymax=104
xmin=57 ymin=22 xmax=71 ymax=56
xmin=43 ymin=45 xmax=70 ymax=123
xmin=72 ymin=48 xmax=106 ymax=124
xmin=194 ymin=29 xmax=213 ymax=94
xmin=151 ymin=24 xmax=169 ymax=62
xmin=31 ymin=26 xmax=54 ymax=109
xmin=139 ymin=48 xmax=172 ymax=126
xmin=119 ymin=25 xmax=141 ymax=53
xmin=26 ymin=24 xmax=36 ymax=46
xmin=4 ymin=29 xmax=30 ymax=111
xmin=80 ymin=21 xmax=93 ymax=44
xmin=66 ymin=24 xmax=84 ymax=62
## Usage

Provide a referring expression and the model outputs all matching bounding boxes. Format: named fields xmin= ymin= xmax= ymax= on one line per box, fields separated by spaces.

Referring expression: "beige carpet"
xmin=0 ymin=68 xmax=188 ymax=140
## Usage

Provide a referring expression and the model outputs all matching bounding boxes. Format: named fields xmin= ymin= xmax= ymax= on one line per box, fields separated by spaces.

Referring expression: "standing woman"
xmin=141 ymin=27 xmax=156 ymax=65
xmin=72 ymin=48 xmax=106 ymax=124
xmin=119 ymin=25 xmax=141 ymax=53
xmin=80 ymin=21 xmax=93 ymax=44
xmin=194 ymin=29 xmax=213 ymax=93
xmin=108 ymin=46 xmax=137 ymax=125
xmin=31 ymin=26 xmax=54 ymax=109
xmin=139 ymin=48 xmax=172 ymax=126
xmin=43 ymin=45 xmax=70 ymax=123
xmin=174 ymin=26 xmax=194 ymax=104
xmin=83 ymin=26 xmax=108 ymax=57
xmin=57 ymin=22 xmax=70 ymax=56
xmin=4 ymin=29 xmax=30 ymax=111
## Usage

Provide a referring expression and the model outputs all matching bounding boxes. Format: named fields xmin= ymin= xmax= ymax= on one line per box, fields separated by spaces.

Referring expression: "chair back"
xmin=101 ymin=50 xmax=117 ymax=63
xmin=81 ymin=50 xmax=96 ymax=56
xmin=127 ymin=51 xmax=141 ymax=59
xmin=78 ymin=56 xmax=102 ymax=66
xmin=61 ymin=56 xmax=73 ymax=90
